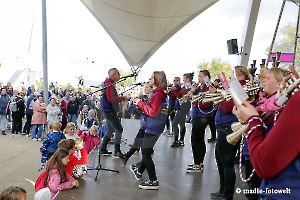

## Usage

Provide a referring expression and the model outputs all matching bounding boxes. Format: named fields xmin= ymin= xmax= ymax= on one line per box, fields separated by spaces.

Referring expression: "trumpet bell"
xmin=231 ymin=122 xmax=244 ymax=132
xmin=226 ymin=124 xmax=247 ymax=145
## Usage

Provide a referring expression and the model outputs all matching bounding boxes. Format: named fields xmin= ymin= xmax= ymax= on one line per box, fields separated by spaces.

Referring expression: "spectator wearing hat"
xmin=82 ymin=109 xmax=98 ymax=130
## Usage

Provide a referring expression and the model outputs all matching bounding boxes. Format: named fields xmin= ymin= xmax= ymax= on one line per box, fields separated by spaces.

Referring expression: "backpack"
xmin=9 ymin=98 xmax=21 ymax=112
xmin=35 ymin=171 xmax=47 ymax=192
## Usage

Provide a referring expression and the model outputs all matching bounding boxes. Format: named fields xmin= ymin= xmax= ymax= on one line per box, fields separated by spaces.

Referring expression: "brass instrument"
xmin=227 ymin=69 xmax=300 ymax=145
xmin=165 ymin=87 xmax=173 ymax=93
xmin=226 ymin=112 xmax=271 ymax=145
xmin=178 ymin=82 xmax=200 ymax=105
xmin=202 ymin=85 xmax=260 ymax=105
xmin=226 ymin=122 xmax=247 ymax=145
xmin=190 ymin=92 xmax=207 ymax=103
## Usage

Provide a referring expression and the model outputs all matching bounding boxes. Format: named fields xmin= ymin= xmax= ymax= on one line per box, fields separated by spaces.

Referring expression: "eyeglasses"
xmin=70 ymin=129 xmax=75 ymax=130
xmin=173 ymin=80 xmax=179 ymax=82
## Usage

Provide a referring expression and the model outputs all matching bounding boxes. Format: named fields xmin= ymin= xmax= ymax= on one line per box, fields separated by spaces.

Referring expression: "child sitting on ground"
xmin=58 ymin=139 xmax=76 ymax=154
xmin=35 ymin=148 xmax=79 ymax=199
xmin=66 ymin=138 xmax=88 ymax=178
xmin=63 ymin=122 xmax=79 ymax=139
xmin=80 ymin=125 xmax=100 ymax=154
xmin=40 ymin=122 xmax=66 ymax=166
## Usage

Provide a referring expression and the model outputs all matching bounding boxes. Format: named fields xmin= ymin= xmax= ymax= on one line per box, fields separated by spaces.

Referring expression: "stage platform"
xmin=54 ymin=118 xmax=247 ymax=200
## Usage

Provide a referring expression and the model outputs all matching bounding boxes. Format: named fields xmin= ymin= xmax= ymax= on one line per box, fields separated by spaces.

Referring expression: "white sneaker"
xmin=37 ymin=138 xmax=42 ymax=141
xmin=32 ymin=138 xmax=38 ymax=141
xmin=11 ymin=134 xmax=15 ymax=137
xmin=167 ymin=132 xmax=174 ymax=137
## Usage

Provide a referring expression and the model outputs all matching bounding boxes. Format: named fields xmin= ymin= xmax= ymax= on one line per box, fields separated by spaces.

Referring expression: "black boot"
xmin=100 ymin=136 xmax=112 ymax=155
xmin=2 ymin=131 xmax=6 ymax=135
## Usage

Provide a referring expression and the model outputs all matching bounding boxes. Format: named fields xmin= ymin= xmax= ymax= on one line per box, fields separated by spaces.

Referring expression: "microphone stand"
xmin=88 ymin=74 xmax=134 ymax=179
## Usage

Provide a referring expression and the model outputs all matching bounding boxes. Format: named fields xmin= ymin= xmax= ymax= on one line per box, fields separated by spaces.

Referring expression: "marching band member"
xmin=164 ymin=77 xmax=181 ymax=136
xmin=233 ymin=85 xmax=300 ymax=199
xmin=171 ymin=73 xmax=193 ymax=147
xmin=130 ymin=71 xmax=168 ymax=190
xmin=186 ymin=70 xmax=215 ymax=173
xmin=210 ymin=66 xmax=249 ymax=200
xmin=241 ymin=67 xmax=290 ymax=200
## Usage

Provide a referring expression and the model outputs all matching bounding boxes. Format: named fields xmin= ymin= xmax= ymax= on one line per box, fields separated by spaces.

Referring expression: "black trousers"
xmin=11 ymin=114 xmax=22 ymax=134
xmin=191 ymin=117 xmax=212 ymax=164
xmin=138 ymin=132 xmax=160 ymax=181
xmin=165 ymin=103 xmax=176 ymax=131
xmin=101 ymin=112 xmax=123 ymax=153
xmin=125 ymin=129 xmax=145 ymax=159
xmin=215 ymin=124 xmax=240 ymax=200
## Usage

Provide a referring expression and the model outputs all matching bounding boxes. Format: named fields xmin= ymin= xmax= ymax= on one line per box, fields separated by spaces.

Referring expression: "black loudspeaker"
xmin=227 ymin=39 xmax=238 ymax=55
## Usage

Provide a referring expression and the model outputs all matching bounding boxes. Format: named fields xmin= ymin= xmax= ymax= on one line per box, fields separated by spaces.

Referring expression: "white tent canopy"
xmin=81 ymin=0 xmax=219 ymax=69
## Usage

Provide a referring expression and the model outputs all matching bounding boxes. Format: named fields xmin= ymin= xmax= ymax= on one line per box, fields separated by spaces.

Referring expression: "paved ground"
xmin=0 ymin=119 xmax=247 ymax=200
xmin=0 ymin=131 xmax=45 ymax=200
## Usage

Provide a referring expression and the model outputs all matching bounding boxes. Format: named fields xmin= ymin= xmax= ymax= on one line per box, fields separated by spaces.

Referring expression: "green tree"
xmin=266 ymin=22 xmax=300 ymax=71
xmin=197 ymin=58 xmax=233 ymax=80
xmin=118 ymin=68 xmax=135 ymax=87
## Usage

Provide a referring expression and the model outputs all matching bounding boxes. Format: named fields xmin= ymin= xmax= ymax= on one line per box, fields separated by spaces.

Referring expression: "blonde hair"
xmin=235 ymin=66 xmax=250 ymax=80
xmin=63 ymin=122 xmax=76 ymax=134
xmin=74 ymin=138 xmax=83 ymax=146
xmin=89 ymin=125 xmax=98 ymax=132
xmin=51 ymin=121 xmax=62 ymax=131
xmin=153 ymin=71 xmax=167 ymax=88
xmin=265 ymin=68 xmax=290 ymax=83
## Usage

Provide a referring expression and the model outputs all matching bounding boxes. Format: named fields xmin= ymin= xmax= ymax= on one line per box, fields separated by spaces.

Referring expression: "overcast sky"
xmin=0 ymin=0 xmax=298 ymax=86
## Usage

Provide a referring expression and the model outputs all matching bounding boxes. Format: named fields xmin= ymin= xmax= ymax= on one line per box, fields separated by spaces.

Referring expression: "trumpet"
xmin=178 ymin=82 xmax=200 ymax=105
xmin=202 ymin=85 xmax=260 ymax=105
xmin=178 ymin=94 xmax=190 ymax=105
xmin=190 ymin=92 xmax=207 ymax=103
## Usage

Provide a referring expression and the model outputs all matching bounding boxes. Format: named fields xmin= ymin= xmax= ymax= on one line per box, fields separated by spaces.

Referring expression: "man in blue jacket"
xmin=100 ymin=68 xmax=129 ymax=157
xmin=0 ymin=88 xmax=10 ymax=135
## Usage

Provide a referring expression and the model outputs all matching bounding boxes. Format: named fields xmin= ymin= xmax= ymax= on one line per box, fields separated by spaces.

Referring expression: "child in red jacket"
xmin=66 ymin=138 xmax=89 ymax=178
xmin=80 ymin=125 xmax=100 ymax=154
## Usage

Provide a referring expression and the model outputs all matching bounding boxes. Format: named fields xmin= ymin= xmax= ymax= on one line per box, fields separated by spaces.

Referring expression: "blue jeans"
xmin=0 ymin=114 xmax=7 ymax=132
xmin=68 ymin=114 xmax=78 ymax=127
xmin=32 ymin=124 xmax=43 ymax=139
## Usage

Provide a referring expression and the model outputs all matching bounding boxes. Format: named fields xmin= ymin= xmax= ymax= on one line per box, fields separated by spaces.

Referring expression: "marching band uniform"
xmin=246 ymin=89 xmax=300 ymax=199
xmin=187 ymin=84 xmax=214 ymax=172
